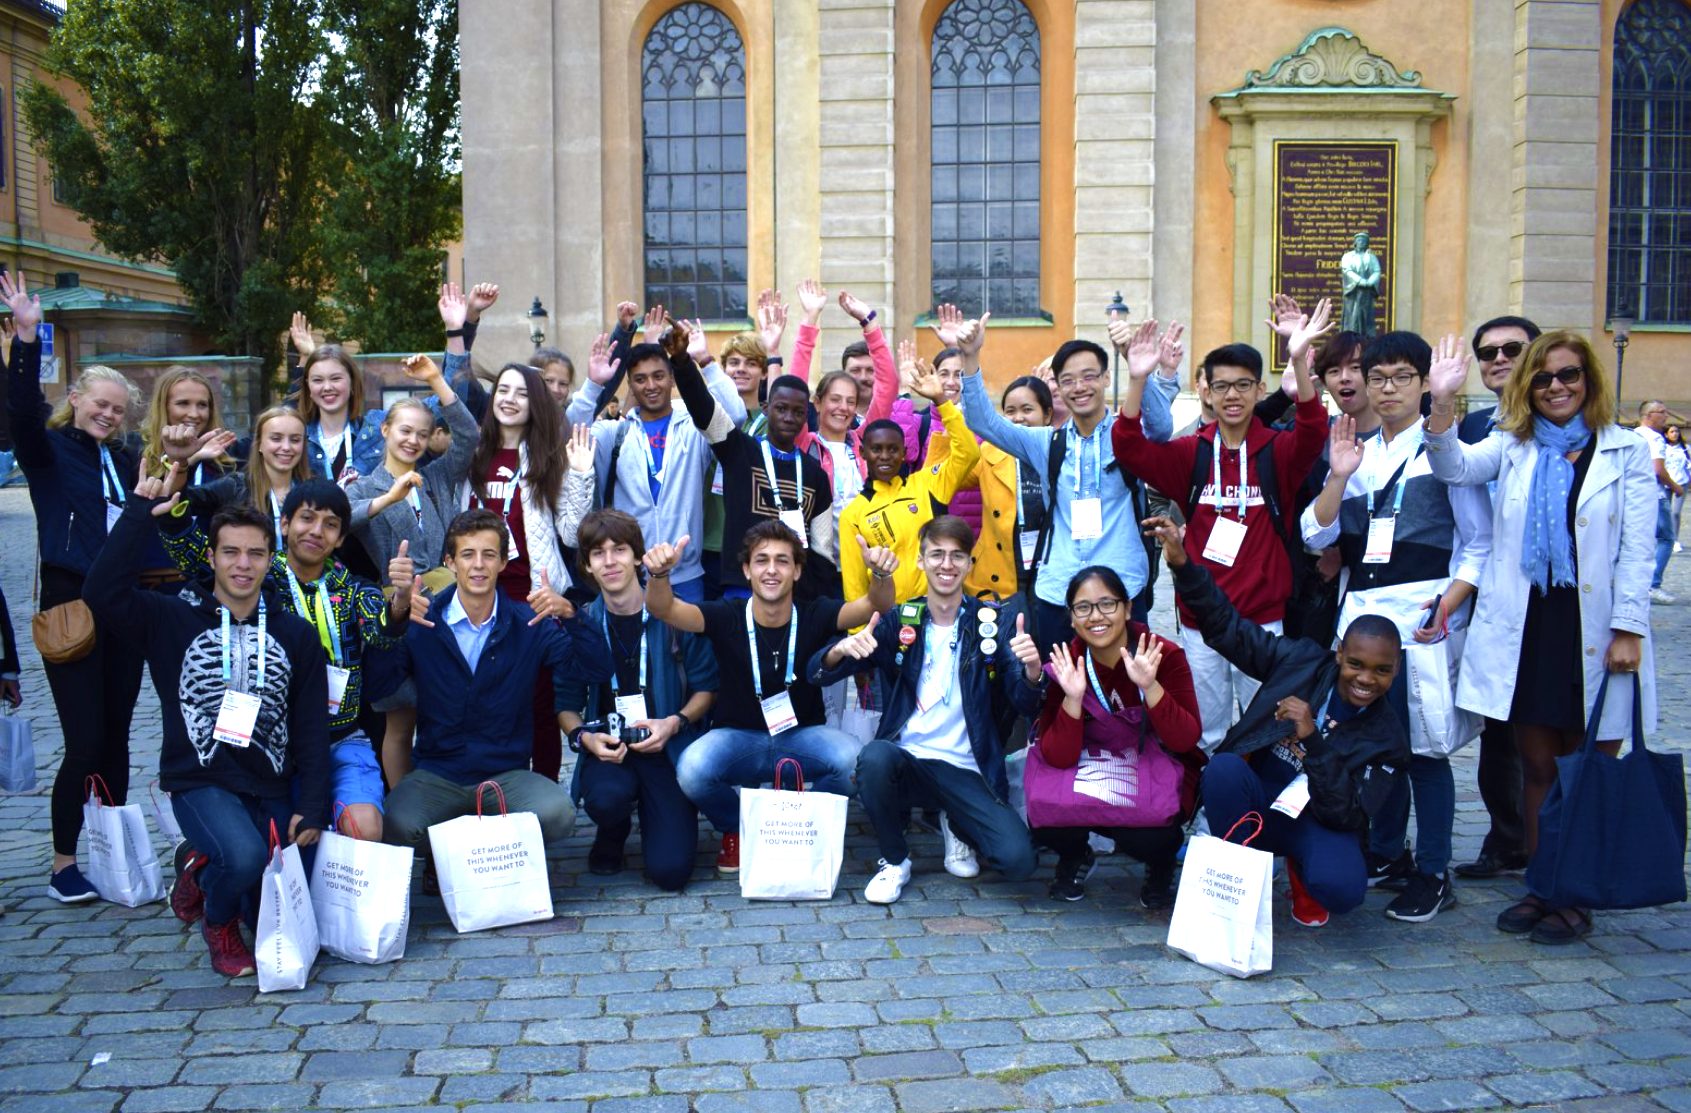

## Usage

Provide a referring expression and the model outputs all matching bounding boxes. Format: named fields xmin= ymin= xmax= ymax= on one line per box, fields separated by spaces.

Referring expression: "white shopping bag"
xmin=739 ymin=758 xmax=849 ymax=901
xmin=1004 ymin=748 xmax=1028 ymax=822
xmin=1404 ymin=634 xmax=1481 ymax=758
xmin=148 ymin=781 xmax=183 ymax=846
xmin=1166 ymin=812 xmax=1274 ymax=978
xmin=0 ymin=706 xmax=36 ymax=792
xmin=310 ymin=826 xmax=413 ymax=964
xmin=839 ymin=677 xmax=882 ymax=743
xmin=426 ymin=781 xmax=553 ymax=933
xmin=256 ymin=825 xmax=320 ymax=992
xmin=81 ymin=776 xmax=164 ymax=907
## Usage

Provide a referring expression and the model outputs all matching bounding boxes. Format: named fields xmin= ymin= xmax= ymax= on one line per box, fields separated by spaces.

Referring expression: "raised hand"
xmin=1123 ymin=632 xmax=1164 ymax=689
xmin=401 ymin=353 xmax=444 ymax=384
xmin=834 ymin=612 xmax=882 ymax=660
xmin=616 ymin=301 xmax=639 ymax=330
xmin=856 ymin=534 xmax=899 ymax=580
xmin=289 ymin=311 xmax=317 ymax=358
xmin=466 ymin=282 xmax=500 ymax=320
xmin=136 ymin=462 xmax=184 ymax=515
xmin=1049 ymin=643 xmax=1088 ymax=702
xmin=1265 ymin=293 xmax=1303 ymax=340
xmin=587 ymin=333 xmax=620 ymax=386
xmin=661 ymin=316 xmax=689 ymax=360
xmin=1427 ymin=334 xmax=1469 ymax=404
xmin=1008 ymin=611 xmax=1042 ymax=680
xmin=954 ymin=313 xmax=990 ymax=359
xmin=909 ymin=357 xmax=945 ymax=403
xmin=1327 ymin=414 xmax=1365 ymax=479
xmin=160 ymin=423 xmax=201 ymax=462
xmin=1158 ymin=322 xmax=1186 ymax=377
xmin=684 ymin=318 xmax=711 ymax=363
xmin=896 ymin=338 xmax=919 ymax=393
xmin=1110 ymin=318 xmax=1160 ymax=380
xmin=642 ymin=305 xmax=666 ymax=344
xmin=565 ymin=422 xmax=596 ymax=473
xmin=797 ymin=279 xmax=828 ymax=324
xmin=838 ymin=290 xmax=872 ymax=325
xmin=1286 ymin=297 xmax=1336 ymax=365
xmin=527 ymin=570 xmax=569 ymax=626
xmin=930 ymin=303 xmax=964 ymax=348
xmin=389 ymin=539 xmax=416 ymax=616
xmin=644 ymin=534 xmax=691 ymax=579
xmin=0 ymin=271 xmax=40 ymax=340
xmin=1140 ymin=515 xmax=1186 ymax=570
xmin=437 ymin=283 xmax=468 ymax=331
xmin=189 ymin=429 xmax=238 ymax=465
xmin=756 ymin=289 xmax=788 ymax=354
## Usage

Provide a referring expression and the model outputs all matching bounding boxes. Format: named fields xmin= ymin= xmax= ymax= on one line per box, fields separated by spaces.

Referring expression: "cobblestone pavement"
xmin=0 ymin=486 xmax=1687 ymax=1113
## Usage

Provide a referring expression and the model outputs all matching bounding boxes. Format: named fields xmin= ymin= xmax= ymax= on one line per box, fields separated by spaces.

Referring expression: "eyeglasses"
xmin=1366 ymin=371 xmax=1421 ymax=390
xmin=1206 ymin=378 xmax=1258 ymax=397
xmin=1476 ymin=341 xmax=1526 ymax=363
xmin=1530 ymin=367 xmax=1584 ymax=391
xmin=1056 ymin=370 xmax=1105 ymax=390
xmin=922 ymin=550 xmax=970 ymax=566
xmin=1068 ymin=597 xmax=1123 ymax=620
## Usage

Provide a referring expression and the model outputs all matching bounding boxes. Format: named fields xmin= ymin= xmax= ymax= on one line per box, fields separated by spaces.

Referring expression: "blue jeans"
xmin=1201 ymin=753 xmax=1366 ymax=914
xmin=1653 ymin=496 xmax=1675 ymax=589
xmin=855 ymin=739 xmax=1036 ymax=879
xmin=579 ymin=751 xmax=698 ymax=891
xmin=171 ymin=786 xmax=293 ymax=926
xmin=675 ymin=724 xmax=862 ymax=833
xmin=1370 ymin=654 xmax=1455 ymax=876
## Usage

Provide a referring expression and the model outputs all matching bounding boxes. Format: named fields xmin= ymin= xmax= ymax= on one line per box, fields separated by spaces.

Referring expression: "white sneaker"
xmin=1650 ymin=588 xmax=1677 ymax=604
xmin=1675 ymin=543 xmax=1684 ymax=554
xmin=865 ymin=858 xmax=913 ymax=904
xmin=938 ymin=812 xmax=980 ymax=878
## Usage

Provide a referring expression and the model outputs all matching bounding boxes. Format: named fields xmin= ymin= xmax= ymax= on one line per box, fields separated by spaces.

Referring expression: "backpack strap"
xmin=604 ymin=419 xmax=636 ymax=509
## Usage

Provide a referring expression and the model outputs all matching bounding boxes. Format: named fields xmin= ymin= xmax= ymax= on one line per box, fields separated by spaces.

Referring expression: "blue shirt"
xmin=642 ymin=414 xmax=672 ymax=500
xmin=445 ymin=591 xmax=499 ymax=672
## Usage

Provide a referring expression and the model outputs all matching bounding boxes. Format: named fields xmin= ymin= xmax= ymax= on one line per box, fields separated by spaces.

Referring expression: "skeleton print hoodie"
xmin=84 ymin=500 xmax=333 ymax=830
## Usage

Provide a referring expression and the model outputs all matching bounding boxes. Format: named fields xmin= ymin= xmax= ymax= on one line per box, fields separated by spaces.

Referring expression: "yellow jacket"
xmin=966 ymin=441 xmax=1026 ymax=600
xmin=838 ymin=400 xmax=980 ymax=604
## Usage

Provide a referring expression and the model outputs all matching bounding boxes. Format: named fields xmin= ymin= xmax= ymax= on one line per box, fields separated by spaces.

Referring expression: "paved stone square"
xmin=0 ymin=486 xmax=1687 ymax=1113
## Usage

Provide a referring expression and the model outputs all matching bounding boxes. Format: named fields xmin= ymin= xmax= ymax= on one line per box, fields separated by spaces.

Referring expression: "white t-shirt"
xmin=1640 ymin=426 xmax=1670 ymax=499
xmin=1667 ymin=444 xmax=1691 ymax=489
xmin=898 ymin=619 xmax=978 ymax=773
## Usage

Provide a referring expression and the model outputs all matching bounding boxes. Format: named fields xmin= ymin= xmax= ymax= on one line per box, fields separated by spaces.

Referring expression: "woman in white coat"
xmin=1423 ymin=330 xmax=1655 ymax=945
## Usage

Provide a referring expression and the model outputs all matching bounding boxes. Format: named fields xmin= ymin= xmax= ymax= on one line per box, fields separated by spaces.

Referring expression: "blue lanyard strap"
xmin=760 ymin=440 xmax=806 ymax=513
xmin=1070 ymin=423 xmax=1103 ymax=497
xmin=1083 ymin=650 xmax=1114 ymax=711
xmin=283 ymin=563 xmax=343 ymax=667
xmin=1364 ymin=442 xmax=1426 ymax=518
xmin=99 ymin=445 xmax=126 ymax=506
xmin=746 ymin=604 xmax=799 ymax=693
xmin=603 ymin=607 xmax=649 ymax=696
xmin=220 ymin=598 xmax=268 ymax=690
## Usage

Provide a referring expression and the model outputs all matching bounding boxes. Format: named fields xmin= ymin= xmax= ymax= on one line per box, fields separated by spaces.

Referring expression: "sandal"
xmin=1496 ymin=894 xmax=1549 ymax=934
xmin=1529 ymin=906 xmax=1592 ymax=945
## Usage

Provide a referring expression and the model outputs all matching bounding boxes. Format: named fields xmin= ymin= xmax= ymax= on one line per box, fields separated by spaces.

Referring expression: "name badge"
xmin=506 ymin=532 xmax=521 ymax=562
xmin=1070 ymin=497 xmax=1103 ymax=541
xmin=106 ymin=502 xmax=124 ymax=534
xmin=1019 ymin=528 xmax=1041 ymax=571
xmin=1270 ymin=773 xmax=1311 ymax=819
xmin=1202 ymin=515 xmax=1248 ymax=567
xmin=213 ymin=690 xmax=262 ymax=749
xmin=760 ymin=691 xmax=799 ymax=735
xmin=778 ymin=509 xmax=809 ymax=547
xmin=326 ymin=665 xmax=351 ymax=715
xmin=710 ymin=466 xmax=724 ymax=496
xmin=1363 ymin=517 xmax=1396 ymax=564
xmin=614 ymin=693 xmax=649 ymax=725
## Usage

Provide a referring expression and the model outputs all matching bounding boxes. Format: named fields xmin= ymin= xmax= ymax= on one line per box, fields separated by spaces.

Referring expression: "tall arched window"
xmin=642 ymin=3 xmax=748 ymax=322
xmin=1607 ymin=0 xmax=1691 ymax=324
xmin=930 ymin=0 xmax=1041 ymax=318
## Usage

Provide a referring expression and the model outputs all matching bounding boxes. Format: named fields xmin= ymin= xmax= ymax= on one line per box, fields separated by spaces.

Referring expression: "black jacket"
xmin=84 ymin=500 xmax=333 ymax=828
xmin=1173 ymin=560 xmax=1409 ymax=832
xmin=0 ymin=584 xmax=17 ymax=676
xmin=6 ymin=338 xmax=138 ymax=577
xmin=809 ymin=595 xmax=1043 ymax=801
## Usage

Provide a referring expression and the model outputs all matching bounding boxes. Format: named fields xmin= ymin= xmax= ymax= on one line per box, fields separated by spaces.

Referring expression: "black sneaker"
xmin=1139 ymin=865 xmax=1176 ymax=910
xmin=1365 ymin=848 xmax=1416 ymax=891
xmin=588 ymin=821 xmax=629 ymax=876
xmin=1049 ymin=847 xmax=1097 ymax=902
xmin=1385 ymin=871 xmax=1457 ymax=923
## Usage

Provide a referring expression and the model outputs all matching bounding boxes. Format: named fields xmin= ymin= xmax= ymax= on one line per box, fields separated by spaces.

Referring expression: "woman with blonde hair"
xmin=1 ymin=272 xmax=148 ymax=903
xmin=140 ymin=366 xmax=236 ymax=484
xmin=179 ymin=406 xmax=312 ymax=539
xmin=1424 ymin=329 xmax=1656 ymax=945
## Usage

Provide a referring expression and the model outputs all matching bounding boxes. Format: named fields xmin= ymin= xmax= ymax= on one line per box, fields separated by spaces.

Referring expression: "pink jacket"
xmin=790 ymin=320 xmax=899 ymax=488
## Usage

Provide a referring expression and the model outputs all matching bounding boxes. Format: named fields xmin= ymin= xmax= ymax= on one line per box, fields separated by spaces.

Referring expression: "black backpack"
xmin=1184 ymin=434 xmax=1308 ymax=605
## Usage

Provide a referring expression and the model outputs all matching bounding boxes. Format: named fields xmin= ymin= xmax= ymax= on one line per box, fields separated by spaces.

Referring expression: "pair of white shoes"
xmin=866 ymin=813 xmax=978 ymax=903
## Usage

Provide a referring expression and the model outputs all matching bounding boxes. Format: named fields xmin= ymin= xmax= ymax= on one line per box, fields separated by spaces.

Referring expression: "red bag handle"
xmin=84 ymin=774 xmax=115 ymax=806
xmin=331 ymin=800 xmax=364 ymax=840
xmin=1222 ymin=811 xmax=1265 ymax=847
xmin=773 ymin=758 xmax=806 ymax=792
xmin=474 ymin=780 xmax=510 ymax=817
xmin=268 ymin=818 xmax=283 ymax=851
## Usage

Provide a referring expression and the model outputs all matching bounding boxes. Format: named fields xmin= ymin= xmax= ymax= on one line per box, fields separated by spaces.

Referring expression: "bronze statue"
xmin=1340 ymin=232 xmax=1381 ymax=337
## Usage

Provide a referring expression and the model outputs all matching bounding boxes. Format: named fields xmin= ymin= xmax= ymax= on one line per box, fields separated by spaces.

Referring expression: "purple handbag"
xmin=1024 ymin=674 xmax=1186 ymax=830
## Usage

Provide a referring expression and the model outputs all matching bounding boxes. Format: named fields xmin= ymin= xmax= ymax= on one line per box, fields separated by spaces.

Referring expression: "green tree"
xmin=22 ymin=0 xmax=332 ymax=391
xmin=317 ymin=0 xmax=462 ymax=354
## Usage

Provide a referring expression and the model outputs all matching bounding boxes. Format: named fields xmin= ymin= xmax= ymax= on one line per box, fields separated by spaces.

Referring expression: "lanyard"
xmin=746 ymin=604 xmax=799 ymax=694
xmin=603 ymin=608 xmax=649 ymax=696
xmin=1364 ymin=439 xmax=1426 ymax=519
xmin=1083 ymin=650 xmax=1115 ymax=711
xmin=1014 ymin=459 xmax=1026 ymax=528
xmin=826 ymin=439 xmax=859 ymax=503
xmin=192 ymin=461 xmax=206 ymax=488
xmin=268 ymin=490 xmax=284 ymax=541
xmin=917 ymin=620 xmax=960 ymax=711
xmin=405 ymin=483 xmax=424 ymax=525
xmin=760 ymin=440 xmax=806 ymax=514
xmin=479 ymin=443 xmax=528 ymax=524
xmin=1070 ymin=422 xmax=1104 ymax=497
xmin=99 ymin=445 xmax=125 ymax=506
xmin=1212 ymin=437 xmax=1248 ymax=519
xmin=220 ymin=598 xmax=268 ymax=690
xmin=283 ymin=563 xmax=343 ymax=666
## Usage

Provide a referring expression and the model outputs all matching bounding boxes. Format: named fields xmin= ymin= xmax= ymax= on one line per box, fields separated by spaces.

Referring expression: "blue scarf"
xmin=1521 ymin=413 xmax=1592 ymax=592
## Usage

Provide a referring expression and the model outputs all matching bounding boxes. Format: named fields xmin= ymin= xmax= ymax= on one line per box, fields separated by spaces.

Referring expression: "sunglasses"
xmin=1476 ymin=341 xmax=1526 ymax=362
xmin=1530 ymin=367 xmax=1584 ymax=391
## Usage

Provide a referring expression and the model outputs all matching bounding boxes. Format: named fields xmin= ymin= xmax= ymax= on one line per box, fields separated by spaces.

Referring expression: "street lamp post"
xmin=1610 ymin=313 xmax=1634 ymax=405
xmin=528 ymin=297 xmax=549 ymax=349
xmin=1106 ymin=290 xmax=1129 ymax=410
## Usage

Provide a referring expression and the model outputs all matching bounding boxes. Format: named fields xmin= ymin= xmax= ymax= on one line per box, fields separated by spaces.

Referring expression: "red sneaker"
xmin=202 ymin=918 xmax=256 ymax=978
xmin=170 ymin=850 xmax=208 ymax=925
xmin=1287 ymin=863 xmax=1329 ymax=928
xmin=715 ymin=833 xmax=740 ymax=876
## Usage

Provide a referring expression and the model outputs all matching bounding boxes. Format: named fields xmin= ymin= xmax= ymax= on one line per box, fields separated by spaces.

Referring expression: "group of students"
xmin=4 ymin=262 xmax=1662 ymax=979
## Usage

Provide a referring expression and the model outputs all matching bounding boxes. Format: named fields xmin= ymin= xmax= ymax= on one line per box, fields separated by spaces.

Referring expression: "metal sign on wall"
xmin=1271 ymin=140 xmax=1397 ymax=362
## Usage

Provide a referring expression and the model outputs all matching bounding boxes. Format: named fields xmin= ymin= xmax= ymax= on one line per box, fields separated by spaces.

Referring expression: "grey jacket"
xmin=348 ymin=393 xmax=478 ymax=573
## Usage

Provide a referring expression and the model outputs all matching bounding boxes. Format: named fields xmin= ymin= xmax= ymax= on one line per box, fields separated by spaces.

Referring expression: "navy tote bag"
xmin=1527 ymin=674 xmax=1687 ymax=910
